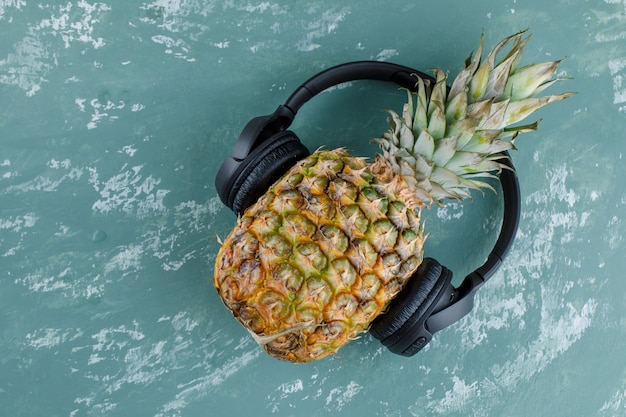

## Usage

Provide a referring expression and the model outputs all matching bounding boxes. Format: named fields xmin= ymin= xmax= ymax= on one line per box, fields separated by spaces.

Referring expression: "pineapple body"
xmin=214 ymin=149 xmax=426 ymax=362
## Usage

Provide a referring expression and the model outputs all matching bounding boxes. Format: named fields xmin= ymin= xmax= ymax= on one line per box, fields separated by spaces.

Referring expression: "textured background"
xmin=1 ymin=1 xmax=625 ymax=416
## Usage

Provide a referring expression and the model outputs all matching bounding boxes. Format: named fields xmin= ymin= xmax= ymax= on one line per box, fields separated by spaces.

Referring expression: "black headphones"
xmin=215 ymin=61 xmax=520 ymax=357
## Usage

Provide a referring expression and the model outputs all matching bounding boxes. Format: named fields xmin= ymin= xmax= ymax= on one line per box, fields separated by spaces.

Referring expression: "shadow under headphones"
xmin=215 ymin=61 xmax=520 ymax=357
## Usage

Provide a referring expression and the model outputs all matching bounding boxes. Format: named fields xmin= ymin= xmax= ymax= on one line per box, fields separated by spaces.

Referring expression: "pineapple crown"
xmin=373 ymin=30 xmax=574 ymax=205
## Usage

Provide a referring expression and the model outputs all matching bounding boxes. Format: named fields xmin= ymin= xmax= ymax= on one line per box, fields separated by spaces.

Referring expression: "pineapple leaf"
xmin=403 ymin=90 xmax=414 ymax=127
xmin=485 ymin=51 xmax=519 ymax=101
xmin=448 ymin=117 xmax=481 ymax=150
xmin=427 ymin=105 xmax=447 ymax=139
xmin=398 ymin=118 xmax=416 ymax=151
xmin=503 ymin=60 xmax=562 ymax=100
xmin=500 ymin=30 xmax=531 ymax=70
xmin=413 ymin=78 xmax=429 ymax=135
xmin=432 ymin=136 xmax=459 ymax=167
xmin=466 ymin=98 xmax=494 ymax=120
xmin=429 ymin=69 xmax=448 ymax=115
xmin=469 ymin=59 xmax=490 ymax=102
xmin=501 ymin=120 xmax=540 ymax=137
xmin=502 ymin=92 xmax=575 ymax=127
xmin=449 ymin=32 xmax=484 ymax=101
xmin=478 ymin=99 xmax=510 ymax=130
xmin=445 ymin=87 xmax=468 ymax=124
xmin=412 ymin=129 xmax=436 ymax=160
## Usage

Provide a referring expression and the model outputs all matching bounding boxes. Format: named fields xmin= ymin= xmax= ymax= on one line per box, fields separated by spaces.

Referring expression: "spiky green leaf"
xmin=412 ymin=129 xmax=435 ymax=160
xmin=432 ymin=136 xmax=459 ymax=167
xmin=469 ymin=60 xmax=490 ymax=102
xmin=478 ymin=99 xmax=510 ymax=130
xmin=501 ymin=92 xmax=575 ymax=127
xmin=503 ymin=60 xmax=562 ymax=100
xmin=427 ymin=106 xmax=446 ymax=139
xmin=445 ymin=87 xmax=468 ymax=124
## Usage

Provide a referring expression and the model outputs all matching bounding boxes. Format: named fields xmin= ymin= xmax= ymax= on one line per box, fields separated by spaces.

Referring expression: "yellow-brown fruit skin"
xmin=214 ymin=149 xmax=426 ymax=362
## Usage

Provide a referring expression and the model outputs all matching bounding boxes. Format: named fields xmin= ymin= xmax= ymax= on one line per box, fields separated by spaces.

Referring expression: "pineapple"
xmin=214 ymin=31 xmax=573 ymax=362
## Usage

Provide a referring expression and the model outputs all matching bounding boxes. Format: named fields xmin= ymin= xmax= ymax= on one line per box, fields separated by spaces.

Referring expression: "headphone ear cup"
xmin=231 ymin=131 xmax=309 ymax=214
xmin=370 ymin=258 xmax=450 ymax=344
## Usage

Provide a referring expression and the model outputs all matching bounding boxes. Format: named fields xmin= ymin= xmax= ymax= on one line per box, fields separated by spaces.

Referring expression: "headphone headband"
xmin=283 ymin=61 xmax=432 ymax=117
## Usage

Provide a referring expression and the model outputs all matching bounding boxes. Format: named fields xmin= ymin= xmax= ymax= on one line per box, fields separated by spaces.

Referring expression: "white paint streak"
xmin=427 ymin=377 xmax=479 ymax=414
xmin=599 ymin=387 xmax=626 ymax=416
xmin=25 ymin=328 xmax=84 ymax=349
xmin=0 ymin=1 xmax=110 ymax=95
xmin=296 ymin=7 xmax=349 ymax=52
xmin=88 ymin=165 xmax=170 ymax=215
xmin=0 ymin=213 xmax=38 ymax=233
xmin=324 ymin=381 xmax=363 ymax=412
xmin=156 ymin=343 xmax=260 ymax=416
xmin=609 ymin=58 xmax=626 ymax=104
xmin=374 ymin=49 xmax=399 ymax=61
xmin=594 ymin=0 xmax=626 ymax=112
xmin=104 ymin=244 xmax=144 ymax=275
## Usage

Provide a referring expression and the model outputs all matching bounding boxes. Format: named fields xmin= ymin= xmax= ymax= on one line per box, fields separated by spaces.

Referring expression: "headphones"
xmin=215 ymin=61 xmax=521 ymax=357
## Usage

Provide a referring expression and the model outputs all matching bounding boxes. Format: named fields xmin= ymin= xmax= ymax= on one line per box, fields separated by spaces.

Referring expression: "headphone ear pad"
xmin=231 ymin=131 xmax=309 ymax=214
xmin=370 ymin=258 xmax=449 ymax=342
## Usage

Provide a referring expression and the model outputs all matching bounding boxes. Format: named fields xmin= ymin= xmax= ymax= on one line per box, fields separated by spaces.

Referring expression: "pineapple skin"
xmin=214 ymin=149 xmax=426 ymax=362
